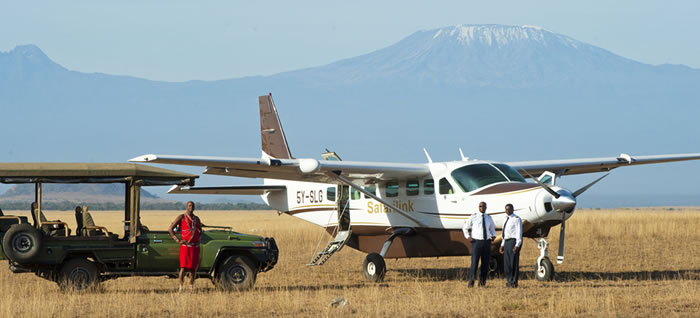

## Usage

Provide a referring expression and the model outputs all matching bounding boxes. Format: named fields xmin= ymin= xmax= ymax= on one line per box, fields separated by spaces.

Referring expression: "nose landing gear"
xmin=533 ymin=238 xmax=555 ymax=281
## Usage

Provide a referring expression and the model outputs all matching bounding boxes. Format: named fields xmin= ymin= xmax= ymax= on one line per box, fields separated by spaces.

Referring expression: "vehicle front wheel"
xmin=363 ymin=253 xmax=386 ymax=282
xmin=214 ymin=256 xmax=257 ymax=291
xmin=58 ymin=258 xmax=100 ymax=291
xmin=535 ymin=257 xmax=555 ymax=281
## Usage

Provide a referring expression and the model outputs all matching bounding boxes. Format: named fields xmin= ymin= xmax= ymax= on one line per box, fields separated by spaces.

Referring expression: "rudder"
xmin=259 ymin=94 xmax=293 ymax=159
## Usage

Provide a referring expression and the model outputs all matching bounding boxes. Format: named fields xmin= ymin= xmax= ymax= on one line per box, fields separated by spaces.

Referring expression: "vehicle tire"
xmin=488 ymin=254 xmax=504 ymax=278
xmin=215 ymin=255 xmax=257 ymax=291
xmin=58 ymin=258 xmax=100 ymax=291
xmin=2 ymin=223 xmax=43 ymax=264
xmin=362 ymin=253 xmax=386 ymax=282
xmin=535 ymin=257 xmax=555 ymax=281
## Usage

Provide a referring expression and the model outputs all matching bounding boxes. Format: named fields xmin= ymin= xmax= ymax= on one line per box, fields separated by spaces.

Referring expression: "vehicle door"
xmin=135 ymin=231 xmax=180 ymax=272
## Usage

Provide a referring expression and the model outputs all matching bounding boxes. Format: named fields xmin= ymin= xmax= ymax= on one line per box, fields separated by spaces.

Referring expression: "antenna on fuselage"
xmin=459 ymin=148 xmax=469 ymax=161
xmin=423 ymin=148 xmax=433 ymax=163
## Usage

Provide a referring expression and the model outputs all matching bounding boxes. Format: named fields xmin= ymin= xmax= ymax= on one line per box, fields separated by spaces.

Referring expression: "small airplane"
xmin=130 ymin=94 xmax=700 ymax=282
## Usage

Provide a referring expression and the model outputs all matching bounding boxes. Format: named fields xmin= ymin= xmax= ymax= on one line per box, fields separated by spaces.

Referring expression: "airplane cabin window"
xmin=326 ymin=187 xmax=336 ymax=201
xmin=385 ymin=182 xmax=399 ymax=197
xmin=364 ymin=185 xmax=376 ymax=199
xmin=424 ymin=179 xmax=434 ymax=195
xmin=493 ymin=163 xmax=527 ymax=182
xmin=351 ymin=187 xmax=361 ymax=200
xmin=451 ymin=163 xmax=509 ymax=192
xmin=439 ymin=178 xmax=453 ymax=195
xmin=406 ymin=180 xmax=419 ymax=196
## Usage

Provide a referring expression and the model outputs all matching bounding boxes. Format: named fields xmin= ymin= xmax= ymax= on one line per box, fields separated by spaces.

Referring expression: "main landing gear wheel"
xmin=535 ymin=257 xmax=555 ymax=281
xmin=488 ymin=254 xmax=504 ymax=278
xmin=363 ymin=253 xmax=386 ymax=282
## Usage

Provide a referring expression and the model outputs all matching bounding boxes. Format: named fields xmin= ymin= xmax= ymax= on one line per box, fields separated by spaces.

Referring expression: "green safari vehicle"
xmin=0 ymin=163 xmax=278 ymax=291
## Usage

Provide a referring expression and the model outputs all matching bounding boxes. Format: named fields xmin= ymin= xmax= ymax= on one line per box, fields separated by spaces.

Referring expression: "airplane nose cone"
xmin=552 ymin=191 xmax=576 ymax=213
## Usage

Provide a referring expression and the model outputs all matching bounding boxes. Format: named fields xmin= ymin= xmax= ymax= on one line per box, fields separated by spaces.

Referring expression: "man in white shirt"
xmin=499 ymin=203 xmax=522 ymax=288
xmin=463 ymin=201 xmax=497 ymax=287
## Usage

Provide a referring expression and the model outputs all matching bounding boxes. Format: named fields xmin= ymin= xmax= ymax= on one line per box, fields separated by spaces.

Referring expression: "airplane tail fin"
xmin=259 ymin=94 xmax=293 ymax=159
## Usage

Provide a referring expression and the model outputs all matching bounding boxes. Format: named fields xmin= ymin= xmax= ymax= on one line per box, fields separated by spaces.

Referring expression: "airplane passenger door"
xmin=337 ymin=185 xmax=350 ymax=231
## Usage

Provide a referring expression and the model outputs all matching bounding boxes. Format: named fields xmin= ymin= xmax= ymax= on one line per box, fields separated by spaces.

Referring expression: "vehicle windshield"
xmin=493 ymin=163 xmax=526 ymax=183
xmin=451 ymin=163 xmax=518 ymax=193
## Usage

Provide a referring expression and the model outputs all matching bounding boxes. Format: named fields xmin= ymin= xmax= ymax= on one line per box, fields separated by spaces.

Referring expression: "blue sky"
xmin=1 ymin=1 xmax=699 ymax=205
xmin=1 ymin=1 xmax=699 ymax=81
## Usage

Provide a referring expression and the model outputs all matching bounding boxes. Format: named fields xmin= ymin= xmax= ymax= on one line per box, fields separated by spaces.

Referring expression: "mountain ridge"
xmin=2 ymin=24 xmax=699 ymax=202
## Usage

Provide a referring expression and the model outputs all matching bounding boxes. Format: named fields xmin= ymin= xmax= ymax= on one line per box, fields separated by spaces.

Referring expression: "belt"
xmin=504 ymin=238 xmax=516 ymax=241
xmin=181 ymin=243 xmax=200 ymax=247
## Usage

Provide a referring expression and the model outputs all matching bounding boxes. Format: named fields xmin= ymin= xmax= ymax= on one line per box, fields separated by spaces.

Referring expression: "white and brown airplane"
xmin=130 ymin=95 xmax=700 ymax=282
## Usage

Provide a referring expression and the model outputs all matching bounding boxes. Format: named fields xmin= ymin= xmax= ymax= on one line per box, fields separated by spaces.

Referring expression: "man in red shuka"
xmin=168 ymin=201 xmax=203 ymax=291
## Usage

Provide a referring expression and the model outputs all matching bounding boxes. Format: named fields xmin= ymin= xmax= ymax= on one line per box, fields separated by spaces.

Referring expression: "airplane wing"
xmin=130 ymin=154 xmax=430 ymax=185
xmin=506 ymin=153 xmax=700 ymax=177
xmin=168 ymin=185 xmax=286 ymax=195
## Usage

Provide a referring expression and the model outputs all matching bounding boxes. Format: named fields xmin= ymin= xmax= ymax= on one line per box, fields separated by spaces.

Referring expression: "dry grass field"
xmin=2 ymin=208 xmax=700 ymax=317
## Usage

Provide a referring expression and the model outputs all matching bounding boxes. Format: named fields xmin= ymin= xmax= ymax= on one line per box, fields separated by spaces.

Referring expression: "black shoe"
xmin=478 ymin=281 xmax=486 ymax=287
xmin=468 ymin=280 xmax=474 ymax=288
xmin=505 ymin=282 xmax=512 ymax=288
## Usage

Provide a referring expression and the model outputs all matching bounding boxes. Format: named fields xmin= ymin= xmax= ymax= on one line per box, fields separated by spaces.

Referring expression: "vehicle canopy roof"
xmin=0 ymin=163 xmax=197 ymax=186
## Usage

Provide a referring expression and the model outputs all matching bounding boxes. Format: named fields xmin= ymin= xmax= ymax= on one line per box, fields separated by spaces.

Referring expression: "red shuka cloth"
xmin=179 ymin=214 xmax=201 ymax=270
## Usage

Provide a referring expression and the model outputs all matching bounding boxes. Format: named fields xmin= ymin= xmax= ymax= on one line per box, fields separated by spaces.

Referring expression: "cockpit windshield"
xmin=493 ymin=163 xmax=526 ymax=183
xmin=450 ymin=163 xmax=525 ymax=193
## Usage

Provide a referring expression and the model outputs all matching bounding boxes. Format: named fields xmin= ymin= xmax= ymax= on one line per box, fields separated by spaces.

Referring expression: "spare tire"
xmin=2 ymin=223 xmax=43 ymax=264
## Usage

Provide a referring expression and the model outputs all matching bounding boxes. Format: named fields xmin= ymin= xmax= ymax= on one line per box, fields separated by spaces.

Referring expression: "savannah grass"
xmin=1 ymin=208 xmax=699 ymax=317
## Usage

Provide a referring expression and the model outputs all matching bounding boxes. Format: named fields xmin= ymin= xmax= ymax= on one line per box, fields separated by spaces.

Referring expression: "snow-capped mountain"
xmin=279 ymin=24 xmax=689 ymax=88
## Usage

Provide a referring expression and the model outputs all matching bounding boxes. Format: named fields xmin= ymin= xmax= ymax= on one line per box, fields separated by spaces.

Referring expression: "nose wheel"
xmin=533 ymin=238 xmax=555 ymax=281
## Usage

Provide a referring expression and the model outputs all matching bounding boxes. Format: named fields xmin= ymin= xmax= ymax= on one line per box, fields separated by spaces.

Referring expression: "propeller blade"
xmin=521 ymin=169 xmax=560 ymax=199
xmin=572 ymin=173 xmax=610 ymax=198
xmin=557 ymin=215 xmax=565 ymax=264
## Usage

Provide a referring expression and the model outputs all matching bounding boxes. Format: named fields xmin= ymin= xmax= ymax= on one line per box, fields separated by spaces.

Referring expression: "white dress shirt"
xmin=463 ymin=212 xmax=497 ymax=240
xmin=500 ymin=213 xmax=523 ymax=248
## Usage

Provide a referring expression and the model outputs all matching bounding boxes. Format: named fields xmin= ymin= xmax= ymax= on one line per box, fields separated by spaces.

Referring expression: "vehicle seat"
xmin=82 ymin=206 xmax=109 ymax=237
xmin=74 ymin=206 xmax=84 ymax=236
xmin=39 ymin=209 xmax=70 ymax=237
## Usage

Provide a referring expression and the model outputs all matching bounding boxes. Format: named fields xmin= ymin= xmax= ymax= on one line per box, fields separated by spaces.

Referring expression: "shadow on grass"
xmin=258 ymin=283 xmax=389 ymax=292
xmin=548 ymin=269 xmax=700 ymax=282
xmin=395 ymin=267 xmax=700 ymax=282
xmin=101 ymin=283 xmax=387 ymax=295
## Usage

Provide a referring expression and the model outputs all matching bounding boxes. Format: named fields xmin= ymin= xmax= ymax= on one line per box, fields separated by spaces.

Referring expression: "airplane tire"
xmin=535 ymin=257 xmax=555 ymax=281
xmin=58 ymin=258 xmax=100 ymax=291
xmin=2 ymin=223 xmax=43 ymax=264
xmin=488 ymin=254 xmax=504 ymax=278
xmin=363 ymin=253 xmax=386 ymax=282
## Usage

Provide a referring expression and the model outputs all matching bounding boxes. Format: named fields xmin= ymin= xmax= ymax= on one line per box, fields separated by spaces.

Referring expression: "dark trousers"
xmin=469 ymin=239 xmax=491 ymax=284
xmin=503 ymin=239 xmax=520 ymax=286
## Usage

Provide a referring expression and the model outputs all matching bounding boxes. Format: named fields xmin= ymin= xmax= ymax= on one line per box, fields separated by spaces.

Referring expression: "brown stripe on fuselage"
xmin=287 ymin=207 xmax=362 ymax=215
xmin=325 ymin=226 xmax=501 ymax=258
xmin=287 ymin=207 xmax=334 ymax=215
xmin=473 ymin=183 xmax=539 ymax=195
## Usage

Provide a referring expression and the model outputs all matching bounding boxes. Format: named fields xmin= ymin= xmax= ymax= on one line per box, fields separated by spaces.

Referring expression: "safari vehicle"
xmin=0 ymin=163 xmax=278 ymax=291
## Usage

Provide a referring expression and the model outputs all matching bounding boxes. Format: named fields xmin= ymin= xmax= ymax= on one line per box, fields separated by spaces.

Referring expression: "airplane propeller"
xmin=521 ymin=170 xmax=609 ymax=264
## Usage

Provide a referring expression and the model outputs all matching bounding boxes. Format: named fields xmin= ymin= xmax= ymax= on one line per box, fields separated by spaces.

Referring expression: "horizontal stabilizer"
xmin=168 ymin=185 xmax=286 ymax=195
